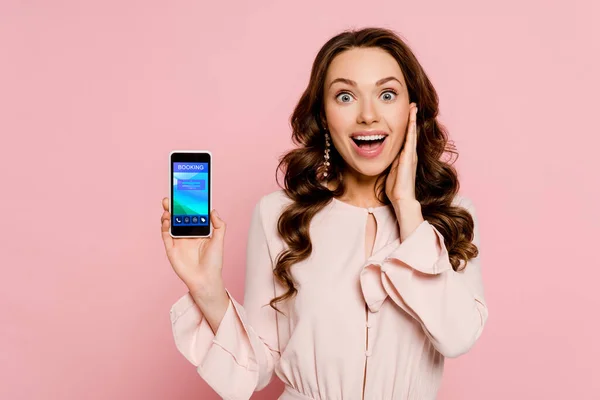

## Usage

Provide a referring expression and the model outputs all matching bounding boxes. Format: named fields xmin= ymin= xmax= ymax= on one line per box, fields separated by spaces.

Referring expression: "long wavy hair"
xmin=269 ymin=27 xmax=479 ymax=314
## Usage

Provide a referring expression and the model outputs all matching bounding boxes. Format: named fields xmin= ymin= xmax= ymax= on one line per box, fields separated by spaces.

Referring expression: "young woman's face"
xmin=323 ymin=47 xmax=415 ymax=178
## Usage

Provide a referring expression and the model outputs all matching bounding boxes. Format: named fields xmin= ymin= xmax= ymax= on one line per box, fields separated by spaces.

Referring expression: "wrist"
xmin=392 ymin=199 xmax=421 ymax=214
xmin=192 ymin=288 xmax=229 ymax=313
xmin=189 ymin=279 xmax=231 ymax=335
xmin=189 ymin=276 xmax=227 ymax=304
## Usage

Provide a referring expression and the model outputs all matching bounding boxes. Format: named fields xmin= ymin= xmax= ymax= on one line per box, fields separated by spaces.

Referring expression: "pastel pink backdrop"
xmin=1 ymin=0 xmax=598 ymax=399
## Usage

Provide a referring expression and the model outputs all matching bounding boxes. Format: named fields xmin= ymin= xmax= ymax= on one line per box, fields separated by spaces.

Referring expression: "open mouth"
xmin=351 ymin=135 xmax=387 ymax=150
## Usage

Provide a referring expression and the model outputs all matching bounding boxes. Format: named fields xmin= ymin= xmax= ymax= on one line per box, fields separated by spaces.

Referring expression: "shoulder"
xmin=253 ymin=189 xmax=293 ymax=229
xmin=257 ymin=189 xmax=292 ymax=215
xmin=247 ymin=189 xmax=293 ymax=247
xmin=259 ymin=188 xmax=292 ymax=208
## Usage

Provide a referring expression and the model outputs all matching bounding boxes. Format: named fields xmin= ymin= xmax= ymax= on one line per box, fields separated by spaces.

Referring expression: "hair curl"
xmin=269 ymin=27 xmax=478 ymax=314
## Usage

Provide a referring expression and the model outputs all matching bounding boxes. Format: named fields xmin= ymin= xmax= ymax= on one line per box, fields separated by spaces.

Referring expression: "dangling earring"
xmin=322 ymin=130 xmax=331 ymax=179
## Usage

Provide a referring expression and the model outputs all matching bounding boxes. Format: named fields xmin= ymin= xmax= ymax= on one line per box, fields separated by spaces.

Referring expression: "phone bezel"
xmin=169 ymin=150 xmax=212 ymax=238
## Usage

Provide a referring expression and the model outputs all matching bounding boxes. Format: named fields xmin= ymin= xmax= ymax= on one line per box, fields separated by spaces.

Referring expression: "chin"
xmin=349 ymin=160 xmax=389 ymax=178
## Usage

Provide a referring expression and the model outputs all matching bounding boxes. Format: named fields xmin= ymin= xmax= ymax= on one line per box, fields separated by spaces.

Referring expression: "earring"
xmin=322 ymin=131 xmax=331 ymax=179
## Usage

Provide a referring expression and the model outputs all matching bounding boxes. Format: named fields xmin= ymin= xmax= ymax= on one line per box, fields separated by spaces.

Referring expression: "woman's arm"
xmin=359 ymin=196 xmax=489 ymax=358
xmin=169 ymin=196 xmax=280 ymax=399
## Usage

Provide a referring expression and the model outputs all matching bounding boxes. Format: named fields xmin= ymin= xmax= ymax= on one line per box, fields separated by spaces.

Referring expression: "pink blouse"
xmin=169 ymin=190 xmax=488 ymax=400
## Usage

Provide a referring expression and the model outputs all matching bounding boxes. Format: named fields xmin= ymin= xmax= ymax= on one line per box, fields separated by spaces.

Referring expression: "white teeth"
xmin=353 ymin=134 xmax=386 ymax=141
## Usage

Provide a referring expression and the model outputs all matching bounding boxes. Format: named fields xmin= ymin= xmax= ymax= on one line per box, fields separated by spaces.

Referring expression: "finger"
xmin=210 ymin=209 xmax=226 ymax=241
xmin=413 ymin=106 xmax=418 ymax=153
xmin=161 ymin=210 xmax=170 ymax=224
xmin=162 ymin=197 xmax=169 ymax=212
xmin=161 ymin=217 xmax=174 ymax=251
xmin=401 ymin=104 xmax=416 ymax=150
xmin=406 ymin=106 xmax=418 ymax=159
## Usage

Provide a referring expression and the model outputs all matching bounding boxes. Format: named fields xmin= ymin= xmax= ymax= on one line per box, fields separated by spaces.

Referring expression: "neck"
xmin=329 ymin=169 xmax=386 ymax=209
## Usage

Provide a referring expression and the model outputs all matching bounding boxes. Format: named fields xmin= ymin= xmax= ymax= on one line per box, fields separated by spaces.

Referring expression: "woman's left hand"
xmin=385 ymin=102 xmax=419 ymax=204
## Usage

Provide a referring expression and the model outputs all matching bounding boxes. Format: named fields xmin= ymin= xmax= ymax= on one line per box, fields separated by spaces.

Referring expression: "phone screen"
xmin=170 ymin=152 xmax=211 ymax=237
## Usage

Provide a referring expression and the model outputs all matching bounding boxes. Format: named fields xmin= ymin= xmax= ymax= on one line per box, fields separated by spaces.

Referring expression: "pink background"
xmin=1 ymin=0 xmax=598 ymax=399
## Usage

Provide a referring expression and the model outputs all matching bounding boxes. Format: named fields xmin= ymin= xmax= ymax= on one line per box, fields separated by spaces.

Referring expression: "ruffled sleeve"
xmin=169 ymin=197 xmax=280 ymax=399
xmin=359 ymin=197 xmax=489 ymax=358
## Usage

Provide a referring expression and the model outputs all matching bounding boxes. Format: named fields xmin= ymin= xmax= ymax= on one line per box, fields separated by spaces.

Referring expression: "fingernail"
xmin=213 ymin=209 xmax=219 ymax=218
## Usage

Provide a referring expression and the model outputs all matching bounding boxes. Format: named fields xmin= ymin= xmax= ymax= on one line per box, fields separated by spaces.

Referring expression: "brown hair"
xmin=269 ymin=27 xmax=478 ymax=314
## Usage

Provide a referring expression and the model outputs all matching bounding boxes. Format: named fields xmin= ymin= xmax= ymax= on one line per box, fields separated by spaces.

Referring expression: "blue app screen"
xmin=172 ymin=162 xmax=209 ymax=226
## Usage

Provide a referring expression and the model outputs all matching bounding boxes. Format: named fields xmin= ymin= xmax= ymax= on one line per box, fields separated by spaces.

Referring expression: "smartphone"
xmin=169 ymin=150 xmax=212 ymax=238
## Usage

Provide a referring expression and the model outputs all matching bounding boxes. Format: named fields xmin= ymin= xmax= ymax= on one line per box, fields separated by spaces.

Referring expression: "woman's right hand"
xmin=160 ymin=197 xmax=227 ymax=298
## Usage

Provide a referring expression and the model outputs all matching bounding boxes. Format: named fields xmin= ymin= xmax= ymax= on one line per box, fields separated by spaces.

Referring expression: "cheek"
xmin=388 ymin=115 xmax=411 ymax=145
xmin=325 ymin=102 xmax=355 ymax=127
xmin=384 ymin=107 xmax=409 ymax=128
xmin=329 ymin=133 xmax=348 ymax=153
xmin=387 ymin=116 xmax=409 ymax=150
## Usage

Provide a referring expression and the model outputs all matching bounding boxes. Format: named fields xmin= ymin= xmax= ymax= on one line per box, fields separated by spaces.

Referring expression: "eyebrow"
xmin=328 ymin=76 xmax=402 ymax=89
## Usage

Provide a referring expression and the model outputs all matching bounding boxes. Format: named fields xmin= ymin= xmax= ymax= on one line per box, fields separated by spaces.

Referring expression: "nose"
xmin=357 ymin=98 xmax=379 ymax=125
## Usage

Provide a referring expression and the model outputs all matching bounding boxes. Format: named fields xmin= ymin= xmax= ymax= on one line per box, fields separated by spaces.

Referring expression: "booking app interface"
xmin=172 ymin=162 xmax=209 ymax=226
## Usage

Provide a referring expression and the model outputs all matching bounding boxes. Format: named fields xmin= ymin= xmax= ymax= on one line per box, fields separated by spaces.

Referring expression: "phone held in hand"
xmin=169 ymin=150 xmax=212 ymax=238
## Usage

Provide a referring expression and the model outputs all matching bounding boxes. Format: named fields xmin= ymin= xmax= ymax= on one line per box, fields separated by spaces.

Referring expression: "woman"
xmin=161 ymin=27 xmax=488 ymax=400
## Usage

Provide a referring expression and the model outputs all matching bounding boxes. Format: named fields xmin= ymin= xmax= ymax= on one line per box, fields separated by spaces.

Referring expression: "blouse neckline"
xmin=332 ymin=197 xmax=394 ymax=214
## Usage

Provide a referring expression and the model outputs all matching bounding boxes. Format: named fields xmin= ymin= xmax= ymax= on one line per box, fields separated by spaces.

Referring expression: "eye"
xmin=335 ymin=91 xmax=353 ymax=103
xmin=381 ymin=90 xmax=397 ymax=102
